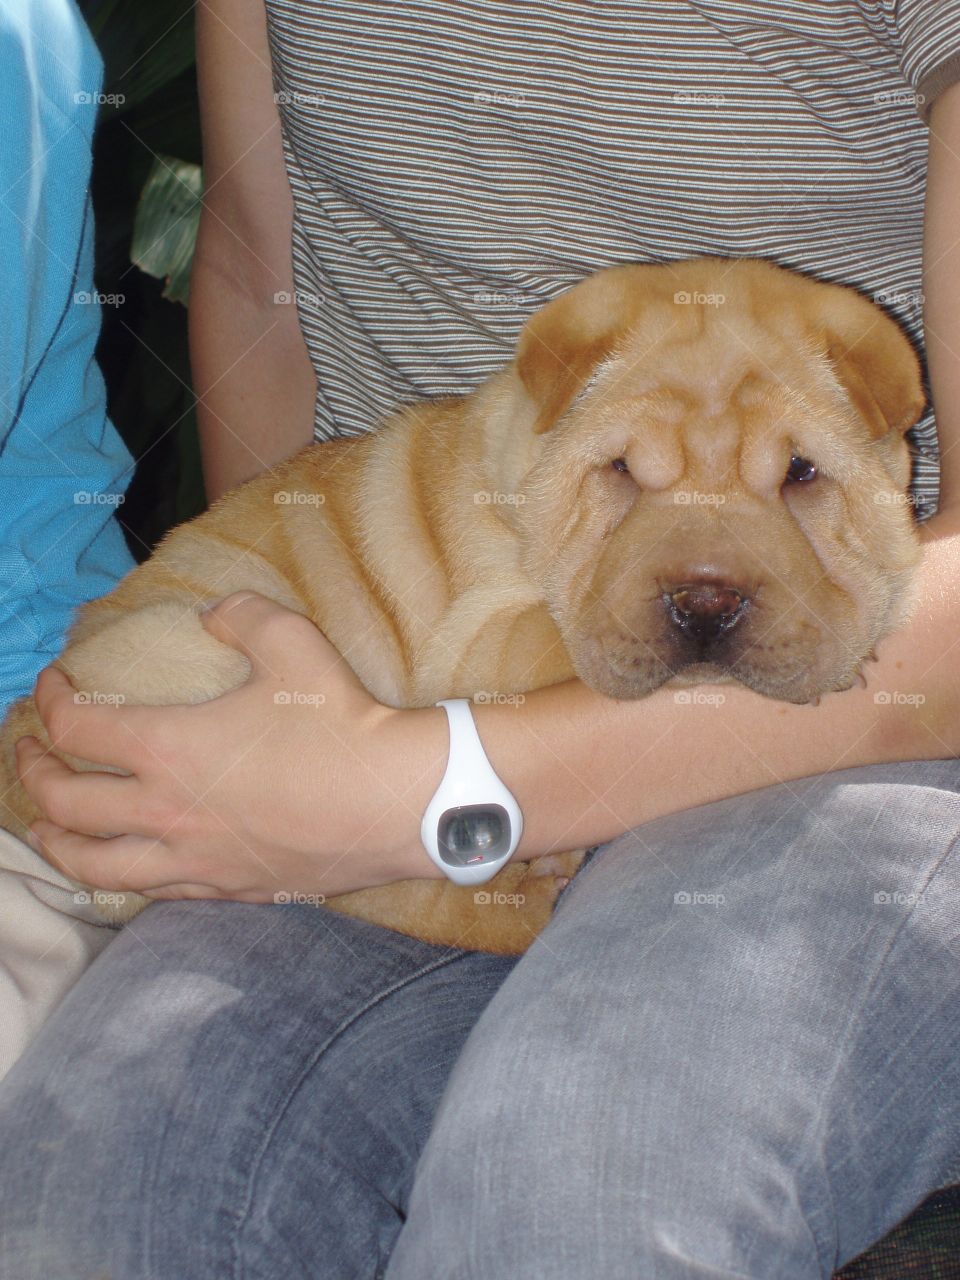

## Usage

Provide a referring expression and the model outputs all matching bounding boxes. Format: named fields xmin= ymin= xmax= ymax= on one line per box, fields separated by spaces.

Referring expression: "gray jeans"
xmin=0 ymin=760 xmax=958 ymax=1278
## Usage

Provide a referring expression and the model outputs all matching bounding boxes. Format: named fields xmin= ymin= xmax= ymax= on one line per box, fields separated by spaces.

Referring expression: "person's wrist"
xmin=356 ymin=701 xmax=447 ymax=883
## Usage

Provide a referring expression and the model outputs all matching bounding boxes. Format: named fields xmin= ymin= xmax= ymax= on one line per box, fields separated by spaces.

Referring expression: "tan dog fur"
xmin=0 ymin=259 xmax=925 ymax=954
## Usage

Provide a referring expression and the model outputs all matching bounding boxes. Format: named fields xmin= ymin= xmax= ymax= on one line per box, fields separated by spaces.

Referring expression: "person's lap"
xmin=0 ymin=897 xmax=516 ymax=1278
xmin=0 ymin=758 xmax=957 ymax=1280
xmin=388 ymin=757 xmax=960 ymax=1278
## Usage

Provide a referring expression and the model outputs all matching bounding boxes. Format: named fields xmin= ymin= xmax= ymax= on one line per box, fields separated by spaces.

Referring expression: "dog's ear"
xmin=822 ymin=292 xmax=925 ymax=438
xmin=515 ymin=270 xmax=644 ymax=434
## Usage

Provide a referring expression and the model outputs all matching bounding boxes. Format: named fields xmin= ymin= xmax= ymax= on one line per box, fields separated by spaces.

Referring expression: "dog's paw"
xmin=522 ymin=849 xmax=587 ymax=895
xmin=512 ymin=849 xmax=587 ymax=907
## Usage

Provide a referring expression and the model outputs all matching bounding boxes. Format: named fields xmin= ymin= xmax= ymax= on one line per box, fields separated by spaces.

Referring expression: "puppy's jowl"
xmin=0 ymin=259 xmax=924 ymax=954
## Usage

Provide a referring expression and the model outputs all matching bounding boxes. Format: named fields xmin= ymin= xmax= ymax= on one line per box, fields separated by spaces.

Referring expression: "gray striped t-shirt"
xmin=264 ymin=0 xmax=960 ymax=518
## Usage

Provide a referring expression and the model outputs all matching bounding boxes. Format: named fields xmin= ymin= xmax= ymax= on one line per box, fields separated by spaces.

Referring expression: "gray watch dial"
xmin=437 ymin=803 xmax=512 ymax=868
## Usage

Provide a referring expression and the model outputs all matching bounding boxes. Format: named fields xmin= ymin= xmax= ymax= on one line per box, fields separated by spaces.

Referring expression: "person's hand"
xmin=16 ymin=593 xmax=445 ymax=903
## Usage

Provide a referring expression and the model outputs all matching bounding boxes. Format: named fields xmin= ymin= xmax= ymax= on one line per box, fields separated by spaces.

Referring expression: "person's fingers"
xmin=200 ymin=590 xmax=364 ymax=690
xmin=27 ymin=819 xmax=170 ymax=893
xmin=15 ymin=737 xmax=144 ymax=836
xmin=27 ymin=820 xmax=266 ymax=902
xmin=32 ymin=666 xmax=151 ymax=768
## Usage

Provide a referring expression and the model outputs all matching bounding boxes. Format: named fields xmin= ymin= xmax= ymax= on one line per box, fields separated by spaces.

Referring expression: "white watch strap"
xmin=436 ymin=698 xmax=499 ymax=793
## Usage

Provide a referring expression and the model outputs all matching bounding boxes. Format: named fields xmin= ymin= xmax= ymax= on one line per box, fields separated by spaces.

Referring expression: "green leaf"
xmin=130 ymin=156 xmax=203 ymax=305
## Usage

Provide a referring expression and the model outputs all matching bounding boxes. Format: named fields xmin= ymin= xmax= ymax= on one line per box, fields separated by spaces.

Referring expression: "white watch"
xmin=420 ymin=698 xmax=523 ymax=886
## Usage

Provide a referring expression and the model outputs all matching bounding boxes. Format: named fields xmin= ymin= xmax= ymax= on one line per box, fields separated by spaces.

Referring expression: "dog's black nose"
xmin=665 ymin=583 xmax=747 ymax=645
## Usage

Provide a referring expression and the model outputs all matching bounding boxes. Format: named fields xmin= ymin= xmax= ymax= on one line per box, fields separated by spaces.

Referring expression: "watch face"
xmin=438 ymin=804 xmax=512 ymax=868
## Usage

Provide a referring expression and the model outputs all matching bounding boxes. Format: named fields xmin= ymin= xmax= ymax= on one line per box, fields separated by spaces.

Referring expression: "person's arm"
xmin=923 ymin=79 xmax=960 ymax=512
xmin=190 ymin=0 xmax=316 ymax=501
xmin=0 ymin=5 xmax=134 ymax=721
xmin=17 ymin=532 xmax=960 ymax=900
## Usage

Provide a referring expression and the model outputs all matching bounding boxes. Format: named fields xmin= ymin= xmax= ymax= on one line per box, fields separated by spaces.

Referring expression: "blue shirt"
xmin=0 ymin=0 xmax=134 ymax=719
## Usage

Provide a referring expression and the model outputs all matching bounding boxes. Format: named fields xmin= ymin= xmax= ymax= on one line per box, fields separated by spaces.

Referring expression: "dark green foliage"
xmin=80 ymin=0 xmax=204 ymax=559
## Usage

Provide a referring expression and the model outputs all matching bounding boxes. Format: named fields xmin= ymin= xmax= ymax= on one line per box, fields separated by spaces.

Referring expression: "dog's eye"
xmin=612 ymin=457 xmax=630 ymax=474
xmin=785 ymin=455 xmax=818 ymax=484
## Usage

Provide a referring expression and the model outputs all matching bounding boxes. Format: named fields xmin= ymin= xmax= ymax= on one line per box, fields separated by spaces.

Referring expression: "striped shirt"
xmin=264 ymin=0 xmax=960 ymax=519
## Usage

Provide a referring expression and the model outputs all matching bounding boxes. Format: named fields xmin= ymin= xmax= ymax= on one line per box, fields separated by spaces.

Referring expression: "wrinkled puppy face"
xmin=510 ymin=259 xmax=925 ymax=704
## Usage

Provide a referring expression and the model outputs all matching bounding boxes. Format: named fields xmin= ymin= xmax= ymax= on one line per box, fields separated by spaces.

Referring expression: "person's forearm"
xmin=475 ymin=674 xmax=904 ymax=860
xmin=190 ymin=243 xmax=316 ymax=501
xmin=924 ymin=81 xmax=960 ymax=514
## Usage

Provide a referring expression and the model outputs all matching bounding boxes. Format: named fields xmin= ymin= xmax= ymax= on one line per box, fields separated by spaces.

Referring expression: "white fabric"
xmin=0 ymin=829 xmax=115 ymax=1081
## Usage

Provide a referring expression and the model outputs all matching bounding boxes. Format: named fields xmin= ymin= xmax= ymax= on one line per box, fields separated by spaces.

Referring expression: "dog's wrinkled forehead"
xmin=569 ymin=335 xmax=787 ymax=426
xmin=516 ymin=259 xmax=925 ymax=442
